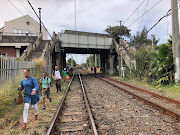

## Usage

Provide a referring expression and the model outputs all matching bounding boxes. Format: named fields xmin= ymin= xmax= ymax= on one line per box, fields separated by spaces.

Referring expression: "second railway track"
xmin=94 ymin=74 xmax=180 ymax=121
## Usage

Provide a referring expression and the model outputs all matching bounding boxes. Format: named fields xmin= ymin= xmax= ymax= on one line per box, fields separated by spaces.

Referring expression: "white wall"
xmin=3 ymin=15 xmax=48 ymax=40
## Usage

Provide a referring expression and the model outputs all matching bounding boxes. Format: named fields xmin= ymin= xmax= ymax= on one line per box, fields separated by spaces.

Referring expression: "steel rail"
xmin=46 ymin=74 xmax=75 ymax=135
xmin=78 ymin=72 xmax=98 ymax=135
xmin=98 ymin=75 xmax=180 ymax=106
xmin=94 ymin=75 xmax=180 ymax=120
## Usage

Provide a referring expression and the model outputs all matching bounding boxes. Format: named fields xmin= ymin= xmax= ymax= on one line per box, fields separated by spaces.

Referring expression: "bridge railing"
xmin=41 ymin=32 xmax=57 ymax=59
xmin=41 ymin=32 xmax=57 ymax=76
xmin=120 ymin=39 xmax=136 ymax=57
xmin=20 ymin=33 xmax=43 ymax=61
xmin=113 ymin=39 xmax=136 ymax=71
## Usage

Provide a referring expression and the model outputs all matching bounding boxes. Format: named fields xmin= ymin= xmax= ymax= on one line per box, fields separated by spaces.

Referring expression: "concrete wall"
xmin=0 ymin=34 xmax=38 ymax=43
xmin=58 ymin=33 xmax=112 ymax=49
xmin=3 ymin=15 xmax=48 ymax=40
xmin=0 ymin=43 xmax=30 ymax=48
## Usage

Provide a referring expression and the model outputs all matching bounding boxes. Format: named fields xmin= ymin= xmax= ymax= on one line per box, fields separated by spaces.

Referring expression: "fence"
xmin=1 ymin=32 xmax=40 ymax=37
xmin=0 ymin=55 xmax=36 ymax=91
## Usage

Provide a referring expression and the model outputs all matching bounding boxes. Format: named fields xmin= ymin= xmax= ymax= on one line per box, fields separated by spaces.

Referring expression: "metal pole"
xmin=121 ymin=53 xmax=123 ymax=77
xmin=171 ymin=0 xmax=180 ymax=82
xmin=38 ymin=8 xmax=42 ymax=33
xmin=119 ymin=21 xmax=122 ymax=39
xmin=95 ymin=54 xmax=97 ymax=67
xmin=99 ymin=54 xmax=101 ymax=71
xmin=151 ymin=35 xmax=154 ymax=46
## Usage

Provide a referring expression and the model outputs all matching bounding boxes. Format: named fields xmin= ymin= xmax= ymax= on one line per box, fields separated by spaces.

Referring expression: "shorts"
xmin=24 ymin=94 xmax=39 ymax=105
xmin=42 ymin=88 xmax=50 ymax=98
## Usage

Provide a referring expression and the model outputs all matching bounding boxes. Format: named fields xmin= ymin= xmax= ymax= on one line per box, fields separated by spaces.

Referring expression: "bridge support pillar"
xmin=105 ymin=58 xmax=109 ymax=74
xmin=56 ymin=52 xmax=61 ymax=70
xmin=46 ymin=53 xmax=52 ymax=77
xmin=109 ymin=54 xmax=114 ymax=75
xmin=100 ymin=56 xmax=105 ymax=73
xmin=61 ymin=52 xmax=66 ymax=69
xmin=99 ymin=54 xmax=101 ymax=72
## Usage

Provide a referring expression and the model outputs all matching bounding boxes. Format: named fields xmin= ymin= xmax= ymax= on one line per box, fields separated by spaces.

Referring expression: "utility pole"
xmin=119 ymin=21 xmax=122 ymax=39
xmin=171 ymin=0 xmax=180 ymax=82
xmin=151 ymin=35 xmax=154 ymax=46
xmin=119 ymin=21 xmax=123 ymax=77
xmin=38 ymin=8 xmax=42 ymax=33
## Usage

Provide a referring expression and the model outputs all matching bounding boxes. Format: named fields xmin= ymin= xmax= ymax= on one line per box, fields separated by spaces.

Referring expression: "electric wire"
xmin=128 ymin=0 xmax=163 ymax=28
xmin=123 ymin=0 xmax=146 ymax=25
xmin=7 ymin=0 xmax=39 ymax=31
xmin=26 ymin=0 xmax=52 ymax=38
xmin=118 ymin=9 xmax=171 ymax=51
xmin=138 ymin=0 xmax=150 ymax=31
xmin=19 ymin=0 xmax=39 ymax=21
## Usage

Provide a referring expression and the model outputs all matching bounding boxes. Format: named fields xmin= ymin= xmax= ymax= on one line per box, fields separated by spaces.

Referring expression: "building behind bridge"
xmin=0 ymin=15 xmax=48 ymax=57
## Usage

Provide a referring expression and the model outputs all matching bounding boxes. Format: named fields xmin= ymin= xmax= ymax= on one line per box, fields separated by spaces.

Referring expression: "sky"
xmin=0 ymin=0 xmax=177 ymax=64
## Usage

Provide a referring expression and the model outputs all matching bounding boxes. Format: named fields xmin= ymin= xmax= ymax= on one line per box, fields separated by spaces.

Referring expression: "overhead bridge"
xmin=21 ymin=30 xmax=135 ymax=76
xmin=59 ymin=30 xmax=112 ymax=49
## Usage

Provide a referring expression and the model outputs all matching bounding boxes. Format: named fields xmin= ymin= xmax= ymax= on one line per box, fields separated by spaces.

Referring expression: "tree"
xmin=132 ymin=46 xmax=151 ymax=81
xmin=131 ymin=27 xmax=159 ymax=48
xmin=86 ymin=55 xmax=95 ymax=67
xmin=105 ymin=25 xmax=131 ymax=43
xmin=148 ymin=37 xmax=174 ymax=84
xmin=66 ymin=58 xmax=76 ymax=67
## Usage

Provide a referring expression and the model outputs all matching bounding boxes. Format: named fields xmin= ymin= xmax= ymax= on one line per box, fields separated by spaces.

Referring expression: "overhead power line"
xmin=123 ymin=0 xmax=146 ymax=25
xmin=18 ymin=0 xmax=38 ymax=22
xmin=146 ymin=9 xmax=171 ymax=34
xmin=118 ymin=9 xmax=171 ymax=52
xmin=153 ymin=33 xmax=172 ymax=36
xmin=138 ymin=0 xmax=150 ymax=31
xmin=128 ymin=0 xmax=163 ymax=28
xmin=7 ymin=0 xmax=39 ymax=30
xmin=26 ymin=0 xmax=52 ymax=38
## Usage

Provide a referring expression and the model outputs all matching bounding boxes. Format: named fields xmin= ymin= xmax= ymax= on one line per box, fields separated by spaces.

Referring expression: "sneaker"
xmin=49 ymin=98 xmax=52 ymax=102
xmin=42 ymin=106 xmax=46 ymax=110
xmin=35 ymin=114 xmax=38 ymax=120
xmin=21 ymin=123 xmax=26 ymax=129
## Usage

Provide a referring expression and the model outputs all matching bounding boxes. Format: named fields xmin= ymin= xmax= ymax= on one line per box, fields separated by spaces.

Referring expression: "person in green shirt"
xmin=62 ymin=68 xmax=67 ymax=82
xmin=39 ymin=72 xmax=52 ymax=110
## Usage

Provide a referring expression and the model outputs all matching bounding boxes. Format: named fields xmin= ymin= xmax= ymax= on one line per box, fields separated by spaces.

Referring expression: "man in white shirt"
xmin=52 ymin=66 xmax=62 ymax=92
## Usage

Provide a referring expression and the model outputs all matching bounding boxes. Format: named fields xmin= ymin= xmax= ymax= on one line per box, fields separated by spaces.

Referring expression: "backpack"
xmin=47 ymin=77 xmax=52 ymax=87
xmin=41 ymin=77 xmax=51 ymax=87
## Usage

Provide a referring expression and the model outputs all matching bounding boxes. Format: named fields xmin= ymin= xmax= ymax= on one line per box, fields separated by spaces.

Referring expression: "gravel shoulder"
xmin=82 ymin=73 xmax=180 ymax=134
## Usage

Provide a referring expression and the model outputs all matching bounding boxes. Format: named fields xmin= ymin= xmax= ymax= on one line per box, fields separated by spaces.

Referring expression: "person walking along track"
xmin=18 ymin=69 xmax=39 ymax=128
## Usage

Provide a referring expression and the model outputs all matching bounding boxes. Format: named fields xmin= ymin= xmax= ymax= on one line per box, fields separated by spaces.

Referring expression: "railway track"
xmin=46 ymin=73 xmax=98 ymax=135
xmin=45 ymin=69 xmax=180 ymax=134
xmin=93 ymin=74 xmax=180 ymax=121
